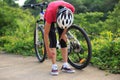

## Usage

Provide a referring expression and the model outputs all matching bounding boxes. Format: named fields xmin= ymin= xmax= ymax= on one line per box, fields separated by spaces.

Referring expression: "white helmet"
xmin=57 ymin=7 xmax=74 ymax=29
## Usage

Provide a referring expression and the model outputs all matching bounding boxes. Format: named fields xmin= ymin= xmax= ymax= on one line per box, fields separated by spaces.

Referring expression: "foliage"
xmin=0 ymin=1 xmax=35 ymax=56
xmin=103 ymin=2 xmax=120 ymax=34
xmin=74 ymin=12 xmax=104 ymax=36
xmin=91 ymin=32 xmax=120 ymax=73
xmin=3 ymin=0 xmax=19 ymax=7
xmin=73 ymin=1 xmax=120 ymax=73
xmin=65 ymin=0 xmax=119 ymax=13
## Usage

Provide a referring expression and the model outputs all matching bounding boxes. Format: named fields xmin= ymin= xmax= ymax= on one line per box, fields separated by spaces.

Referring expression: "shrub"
xmin=91 ymin=31 xmax=120 ymax=73
xmin=0 ymin=2 xmax=35 ymax=56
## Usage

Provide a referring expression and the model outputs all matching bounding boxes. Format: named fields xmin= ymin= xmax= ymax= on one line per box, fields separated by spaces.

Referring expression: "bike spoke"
xmin=67 ymin=25 xmax=92 ymax=69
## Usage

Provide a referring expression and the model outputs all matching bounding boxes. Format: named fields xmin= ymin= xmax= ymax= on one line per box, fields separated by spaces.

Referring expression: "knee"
xmin=60 ymin=39 xmax=67 ymax=48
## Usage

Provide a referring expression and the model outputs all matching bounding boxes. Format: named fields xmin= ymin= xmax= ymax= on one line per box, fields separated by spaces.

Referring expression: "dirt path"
xmin=0 ymin=52 xmax=119 ymax=80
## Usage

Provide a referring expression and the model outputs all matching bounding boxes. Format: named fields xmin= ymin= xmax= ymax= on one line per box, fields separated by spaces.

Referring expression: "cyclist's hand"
xmin=60 ymin=34 xmax=67 ymax=42
xmin=47 ymin=49 xmax=55 ymax=59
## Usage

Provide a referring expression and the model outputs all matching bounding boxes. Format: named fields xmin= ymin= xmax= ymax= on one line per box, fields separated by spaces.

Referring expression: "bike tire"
xmin=67 ymin=25 xmax=92 ymax=69
xmin=34 ymin=26 xmax=46 ymax=62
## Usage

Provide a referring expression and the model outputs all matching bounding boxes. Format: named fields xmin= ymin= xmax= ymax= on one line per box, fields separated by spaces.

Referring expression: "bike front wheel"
xmin=34 ymin=25 xmax=46 ymax=62
xmin=67 ymin=25 xmax=92 ymax=69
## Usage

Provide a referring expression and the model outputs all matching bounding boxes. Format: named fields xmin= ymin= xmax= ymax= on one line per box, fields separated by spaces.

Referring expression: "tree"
xmin=103 ymin=0 xmax=120 ymax=34
xmin=65 ymin=0 xmax=119 ymax=13
xmin=81 ymin=0 xmax=119 ymax=13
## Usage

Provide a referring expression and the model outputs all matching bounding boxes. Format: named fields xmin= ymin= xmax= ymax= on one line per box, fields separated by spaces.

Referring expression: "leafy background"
xmin=0 ymin=0 xmax=120 ymax=73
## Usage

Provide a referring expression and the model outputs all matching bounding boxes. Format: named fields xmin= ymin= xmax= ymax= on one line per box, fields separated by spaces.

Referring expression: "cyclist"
xmin=44 ymin=0 xmax=75 ymax=75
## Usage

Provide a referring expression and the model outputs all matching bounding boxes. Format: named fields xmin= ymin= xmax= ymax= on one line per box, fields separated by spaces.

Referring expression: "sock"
xmin=52 ymin=64 xmax=58 ymax=70
xmin=63 ymin=62 xmax=70 ymax=68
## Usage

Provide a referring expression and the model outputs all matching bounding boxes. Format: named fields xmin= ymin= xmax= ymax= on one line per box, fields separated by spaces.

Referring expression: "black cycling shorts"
xmin=49 ymin=22 xmax=67 ymax=48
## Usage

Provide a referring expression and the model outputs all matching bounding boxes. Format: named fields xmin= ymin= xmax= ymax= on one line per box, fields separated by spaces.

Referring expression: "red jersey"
xmin=44 ymin=1 xmax=75 ymax=24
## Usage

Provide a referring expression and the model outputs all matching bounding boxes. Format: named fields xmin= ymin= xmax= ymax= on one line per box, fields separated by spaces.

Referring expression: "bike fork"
xmin=35 ymin=23 xmax=39 ymax=45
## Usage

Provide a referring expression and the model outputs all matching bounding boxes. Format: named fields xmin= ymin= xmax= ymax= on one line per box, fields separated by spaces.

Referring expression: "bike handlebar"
xmin=23 ymin=2 xmax=48 ymax=10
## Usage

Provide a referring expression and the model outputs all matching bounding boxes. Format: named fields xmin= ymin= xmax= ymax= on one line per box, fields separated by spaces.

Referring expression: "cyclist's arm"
xmin=44 ymin=22 xmax=51 ymax=52
xmin=44 ymin=22 xmax=55 ymax=58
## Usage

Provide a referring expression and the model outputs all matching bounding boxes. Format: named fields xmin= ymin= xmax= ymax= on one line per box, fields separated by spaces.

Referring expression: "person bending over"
xmin=44 ymin=0 xmax=75 ymax=76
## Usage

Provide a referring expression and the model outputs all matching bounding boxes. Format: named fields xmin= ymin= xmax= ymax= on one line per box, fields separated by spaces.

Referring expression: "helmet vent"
xmin=57 ymin=7 xmax=74 ymax=29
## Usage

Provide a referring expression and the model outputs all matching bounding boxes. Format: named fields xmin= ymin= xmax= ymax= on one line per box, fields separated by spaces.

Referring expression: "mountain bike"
xmin=23 ymin=2 xmax=92 ymax=69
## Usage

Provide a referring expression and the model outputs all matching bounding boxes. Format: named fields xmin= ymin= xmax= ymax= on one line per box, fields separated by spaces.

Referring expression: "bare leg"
xmin=50 ymin=48 xmax=59 ymax=75
xmin=50 ymin=48 xmax=57 ymax=64
xmin=61 ymin=47 xmax=68 ymax=63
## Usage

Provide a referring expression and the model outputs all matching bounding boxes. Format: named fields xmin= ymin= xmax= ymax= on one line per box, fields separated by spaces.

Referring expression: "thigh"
xmin=49 ymin=23 xmax=57 ymax=48
xmin=57 ymin=26 xmax=64 ymax=38
xmin=57 ymin=26 xmax=67 ymax=48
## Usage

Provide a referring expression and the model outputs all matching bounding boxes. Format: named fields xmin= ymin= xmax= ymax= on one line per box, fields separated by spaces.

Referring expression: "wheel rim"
xmin=67 ymin=25 xmax=92 ymax=69
xmin=34 ymin=27 xmax=45 ymax=62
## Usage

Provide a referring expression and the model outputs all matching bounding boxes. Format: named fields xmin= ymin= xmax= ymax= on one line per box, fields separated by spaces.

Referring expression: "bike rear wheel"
xmin=34 ymin=25 xmax=46 ymax=62
xmin=67 ymin=25 xmax=92 ymax=69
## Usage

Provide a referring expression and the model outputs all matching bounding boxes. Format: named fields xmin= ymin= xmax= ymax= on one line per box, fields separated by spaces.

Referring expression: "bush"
xmin=0 ymin=1 xmax=35 ymax=56
xmin=74 ymin=12 xmax=104 ymax=36
xmin=2 ymin=36 xmax=34 ymax=56
xmin=73 ymin=3 xmax=120 ymax=73
xmin=91 ymin=31 xmax=120 ymax=73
